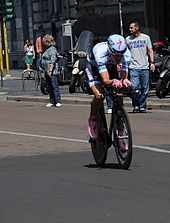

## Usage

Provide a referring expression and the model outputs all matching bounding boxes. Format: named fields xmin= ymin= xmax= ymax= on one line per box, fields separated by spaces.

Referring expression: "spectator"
xmin=36 ymin=30 xmax=45 ymax=67
xmin=23 ymin=39 xmax=35 ymax=78
xmin=126 ymin=20 xmax=155 ymax=113
xmin=41 ymin=34 xmax=62 ymax=108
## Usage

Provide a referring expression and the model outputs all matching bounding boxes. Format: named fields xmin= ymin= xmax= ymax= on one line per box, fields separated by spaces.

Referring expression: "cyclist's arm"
xmin=100 ymin=71 xmax=113 ymax=86
xmin=120 ymin=49 xmax=131 ymax=79
xmin=85 ymin=63 xmax=101 ymax=98
xmin=91 ymin=85 xmax=101 ymax=99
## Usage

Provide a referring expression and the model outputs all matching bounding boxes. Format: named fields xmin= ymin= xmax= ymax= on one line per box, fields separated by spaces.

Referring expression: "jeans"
xmin=46 ymin=74 xmax=61 ymax=105
xmin=129 ymin=68 xmax=149 ymax=109
xmin=106 ymin=95 xmax=113 ymax=109
xmin=36 ymin=53 xmax=42 ymax=68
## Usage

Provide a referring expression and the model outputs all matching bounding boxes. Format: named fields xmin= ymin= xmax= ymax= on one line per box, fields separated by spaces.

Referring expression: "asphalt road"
xmin=0 ymin=101 xmax=170 ymax=223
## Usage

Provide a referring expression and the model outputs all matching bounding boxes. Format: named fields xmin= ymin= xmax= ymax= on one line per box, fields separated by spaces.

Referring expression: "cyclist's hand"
xmin=112 ymin=79 xmax=122 ymax=88
xmin=91 ymin=85 xmax=103 ymax=99
xmin=122 ymin=78 xmax=131 ymax=87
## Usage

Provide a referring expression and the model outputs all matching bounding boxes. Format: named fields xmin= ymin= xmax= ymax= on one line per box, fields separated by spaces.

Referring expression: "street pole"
xmin=119 ymin=0 xmax=124 ymax=36
xmin=0 ymin=20 xmax=4 ymax=86
xmin=3 ymin=17 xmax=10 ymax=75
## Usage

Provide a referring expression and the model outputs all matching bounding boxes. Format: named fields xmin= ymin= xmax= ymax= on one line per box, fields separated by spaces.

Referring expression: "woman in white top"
xmin=24 ymin=39 xmax=35 ymax=77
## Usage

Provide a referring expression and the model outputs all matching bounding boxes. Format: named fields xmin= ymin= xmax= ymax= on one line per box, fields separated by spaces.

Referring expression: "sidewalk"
xmin=1 ymin=69 xmax=170 ymax=110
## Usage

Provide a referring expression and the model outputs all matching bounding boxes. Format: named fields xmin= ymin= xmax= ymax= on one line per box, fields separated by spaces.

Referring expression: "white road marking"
xmin=0 ymin=130 xmax=88 ymax=143
xmin=134 ymin=145 xmax=170 ymax=153
xmin=0 ymin=130 xmax=169 ymax=154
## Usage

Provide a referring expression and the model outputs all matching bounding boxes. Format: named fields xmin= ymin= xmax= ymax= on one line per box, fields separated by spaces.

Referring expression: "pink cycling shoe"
xmin=118 ymin=131 xmax=128 ymax=153
xmin=118 ymin=139 xmax=128 ymax=153
xmin=88 ymin=115 xmax=98 ymax=139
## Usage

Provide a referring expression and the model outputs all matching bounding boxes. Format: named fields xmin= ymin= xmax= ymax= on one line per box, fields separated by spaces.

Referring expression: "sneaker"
xmin=139 ymin=108 xmax=146 ymax=113
xmin=56 ymin=103 xmax=62 ymax=107
xmin=107 ymin=108 xmax=112 ymax=114
xmin=46 ymin=103 xmax=54 ymax=107
xmin=118 ymin=138 xmax=128 ymax=153
xmin=88 ymin=115 xmax=98 ymax=139
xmin=133 ymin=106 xmax=139 ymax=113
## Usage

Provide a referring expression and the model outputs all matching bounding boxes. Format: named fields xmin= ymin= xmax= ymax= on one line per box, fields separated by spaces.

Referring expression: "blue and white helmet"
xmin=107 ymin=34 xmax=127 ymax=54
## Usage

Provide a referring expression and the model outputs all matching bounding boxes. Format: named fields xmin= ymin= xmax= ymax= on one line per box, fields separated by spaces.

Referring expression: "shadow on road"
xmin=84 ymin=163 xmax=132 ymax=170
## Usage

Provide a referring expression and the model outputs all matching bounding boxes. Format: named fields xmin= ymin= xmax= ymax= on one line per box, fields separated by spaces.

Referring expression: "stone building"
xmin=5 ymin=0 xmax=170 ymax=68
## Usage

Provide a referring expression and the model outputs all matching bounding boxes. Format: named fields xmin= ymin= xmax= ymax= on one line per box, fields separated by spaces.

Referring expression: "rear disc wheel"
xmin=90 ymin=110 xmax=108 ymax=167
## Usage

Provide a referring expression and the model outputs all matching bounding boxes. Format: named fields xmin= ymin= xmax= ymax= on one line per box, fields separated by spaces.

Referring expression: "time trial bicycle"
xmin=89 ymin=87 xmax=133 ymax=169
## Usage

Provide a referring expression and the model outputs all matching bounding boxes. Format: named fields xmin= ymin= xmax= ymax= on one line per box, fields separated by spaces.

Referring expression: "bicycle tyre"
xmin=155 ymin=77 xmax=169 ymax=98
xmin=69 ymin=74 xmax=78 ymax=93
xmin=90 ymin=109 xmax=108 ymax=167
xmin=113 ymin=106 xmax=133 ymax=169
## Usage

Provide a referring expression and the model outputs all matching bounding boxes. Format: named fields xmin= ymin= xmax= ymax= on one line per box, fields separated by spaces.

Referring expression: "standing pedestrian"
xmin=36 ymin=30 xmax=45 ymax=67
xmin=23 ymin=39 xmax=35 ymax=78
xmin=126 ymin=20 xmax=155 ymax=113
xmin=41 ymin=34 xmax=62 ymax=108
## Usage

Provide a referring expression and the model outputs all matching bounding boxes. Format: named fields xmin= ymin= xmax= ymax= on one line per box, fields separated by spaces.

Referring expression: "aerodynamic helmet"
xmin=107 ymin=34 xmax=127 ymax=54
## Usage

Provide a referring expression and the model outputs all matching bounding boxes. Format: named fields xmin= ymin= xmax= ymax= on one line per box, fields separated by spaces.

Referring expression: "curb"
xmin=6 ymin=94 xmax=170 ymax=110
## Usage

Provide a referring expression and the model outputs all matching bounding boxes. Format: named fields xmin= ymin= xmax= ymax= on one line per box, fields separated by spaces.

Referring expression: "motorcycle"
xmin=155 ymin=56 xmax=170 ymax=98
xmin=150 ymin=40 xmax=170 ymax=90
xmin=69 ymin=30 xmax=94 ymax=94
xmin=150 ymin=54 xmax=168 ymax=89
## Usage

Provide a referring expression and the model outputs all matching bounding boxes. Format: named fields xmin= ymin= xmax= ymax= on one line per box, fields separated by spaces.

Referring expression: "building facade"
xmin=5 ymin=0 xmax=169 ymax=68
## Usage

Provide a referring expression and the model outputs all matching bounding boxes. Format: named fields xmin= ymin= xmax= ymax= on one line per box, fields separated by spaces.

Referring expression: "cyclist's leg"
xmin=103 ymin=66 xmax=118 ymax=113
xmin=117 ymin=118 xmax=128 ymax=152
xmin=88 ymin=90 xmax=103 ymax=139
xmin=85 ymin=63 xmax=104 ymax=138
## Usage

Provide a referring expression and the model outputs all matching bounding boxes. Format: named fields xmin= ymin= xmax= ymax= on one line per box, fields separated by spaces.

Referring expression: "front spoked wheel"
xmin=113 ymin=107 xmax=132 ymax=169
xmin=90 ymin=109 xmax=109 ymax=167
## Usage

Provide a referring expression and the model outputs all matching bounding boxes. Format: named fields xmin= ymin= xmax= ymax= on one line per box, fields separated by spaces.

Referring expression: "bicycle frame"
xmin=108 ymin=91 xmax=124 ymax=142
xmin=90 ymin=87 xmax=133 ymax=169
xmin=99 ymin=88 xmax=125 ymax=148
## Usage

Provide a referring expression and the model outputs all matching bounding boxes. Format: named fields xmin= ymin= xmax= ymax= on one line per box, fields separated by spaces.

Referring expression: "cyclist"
xmin=85 ymin=34 xmax=131 ymax=152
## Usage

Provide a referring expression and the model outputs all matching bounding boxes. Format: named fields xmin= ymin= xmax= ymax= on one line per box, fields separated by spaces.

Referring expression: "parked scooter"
xmin=155 ymin=56 xmax=170 ymax=98
xmin=69 ymin=30 xmax=94 ymax=94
